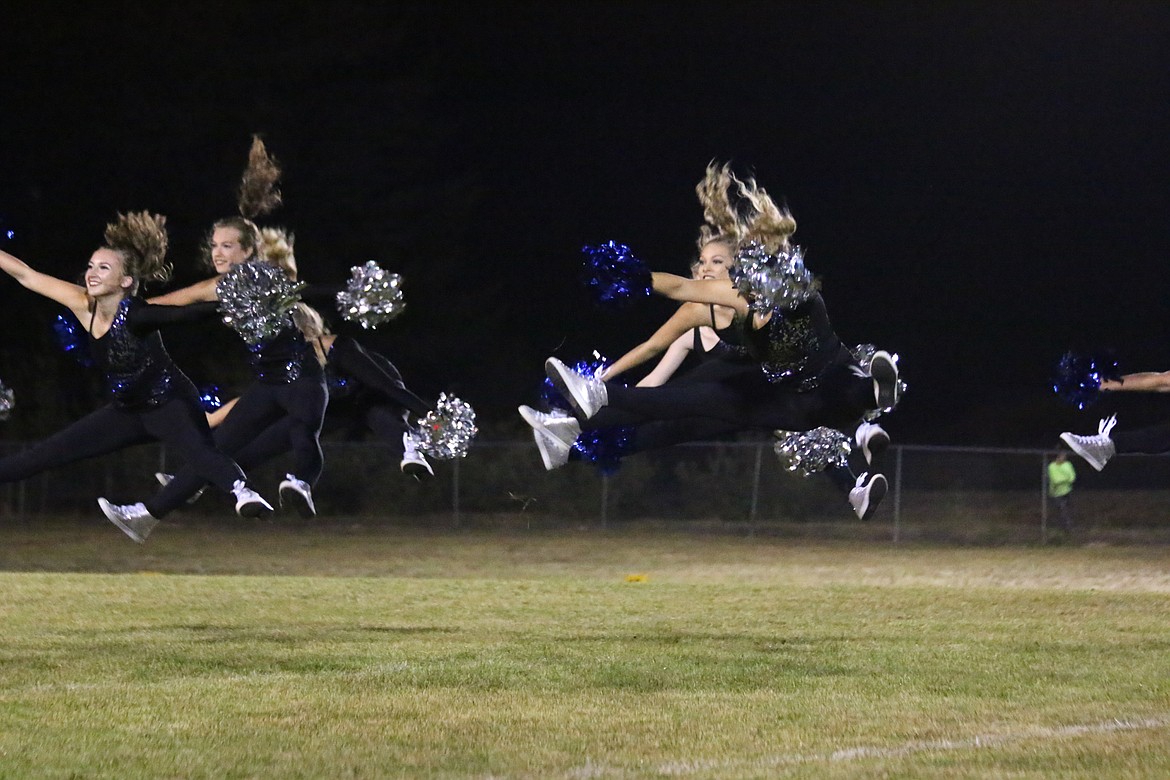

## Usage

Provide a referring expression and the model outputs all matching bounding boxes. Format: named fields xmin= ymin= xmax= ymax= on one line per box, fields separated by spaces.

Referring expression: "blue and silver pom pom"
xmin=197 ymin=385 xmax=223 ymax=413
xmin=0 ymin=378 xmax=13 ymax=421
xmin=411 ymin=393 xmax=478 ymax=459
xmin=216 ymin=259 xmax=305 ymax=345
xmin=773 ymin=427 xmax=851 ymax=477
xmin=731 ymin=241 xmax=817 ymax=312
xmin=1053 ymin=350 xmax=1120 ymax=410
xmin=52 ymin=313 xmax=94 ymax=367
xmin=573 ymin=425 xmax=636 ymax=475
xmin=336 ymin=261 xmax=405 ymax=330
xmin=581 ymin=241 xmax=652 ymax=308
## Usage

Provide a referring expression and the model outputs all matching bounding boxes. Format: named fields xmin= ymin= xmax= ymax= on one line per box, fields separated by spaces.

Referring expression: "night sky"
xmin=3 ymin=2 xmax=1170 ymax=447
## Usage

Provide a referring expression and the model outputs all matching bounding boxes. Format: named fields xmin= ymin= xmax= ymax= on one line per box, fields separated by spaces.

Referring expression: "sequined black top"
xmin=738 ymin=292 xmax=841 ymax=389
xmin=88 ymin=298 xmax=216 ymax=408
xmin=247 ymin=325 xmax=323 ymax=385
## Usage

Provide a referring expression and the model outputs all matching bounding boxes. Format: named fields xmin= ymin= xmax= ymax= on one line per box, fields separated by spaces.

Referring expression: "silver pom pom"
xmin=773 ymin=427 xmax=851 ymax=477
xmin=730 ymin=241 xmax=816 ymax=312
xmin=336 ymin=261 xmax=405 ymax=330
xmin=216 ymin=260 xmax=305 ymax=345
xmin=0 ymin=379 xmax=13 ymax=421
xmin=410 ymin=393 xmax=478 ymax=459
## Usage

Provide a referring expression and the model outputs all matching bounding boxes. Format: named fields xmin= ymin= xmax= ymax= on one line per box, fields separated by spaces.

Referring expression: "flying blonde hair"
xmin=103 ymin=211 xmax=172 ymax=294
xmin=695 ymin=161 xmax=797 ymax=254
xmin=201 ymin=136 xmax=283 ymax=271
xmin=259 ymin=226 xmax=324 ymax=341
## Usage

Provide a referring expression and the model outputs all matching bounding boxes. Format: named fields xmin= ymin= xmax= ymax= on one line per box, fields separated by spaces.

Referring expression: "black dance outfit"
xmin=150 ymin=319 xmax=328 ymax=514
xmin=585 ymin=293 xmax=874 ymax=435
xmin=226 ymin=335 xmax=432 ymax=471
xmin=0 ymin=297 xmax=248 ymax=516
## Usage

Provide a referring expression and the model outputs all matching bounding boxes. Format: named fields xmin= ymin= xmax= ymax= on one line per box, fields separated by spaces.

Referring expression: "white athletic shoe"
xmin=1060 ymin=414 xmax=1118 ymax=472
xmin=98 ymin=498 xmax=159 ymax=544
xmin=277 ymin=475 xmax=316 ymax=517
xmin=233 ymin=480 xmax=275 ymax=519
xmin=400 ymin=432 xmax=434 ymax=479
xmin=518 ymin=405 xmax=579 ymax=470
xmin=854 ymin=422 xmax=890 ymax=466
xmin=544 ymin=357 xmax=608 ymax=419
xmin=848 ymin=472 xmax=887 ymax=521
xmin=870 ymin=351 xmax=900 ymax=409
xmin=155 ymin=472 xmax=207 ymax=505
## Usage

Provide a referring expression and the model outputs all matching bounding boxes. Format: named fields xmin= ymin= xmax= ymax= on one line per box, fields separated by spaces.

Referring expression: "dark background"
xmin=3 ymin=1 xmax=1169 ymax=446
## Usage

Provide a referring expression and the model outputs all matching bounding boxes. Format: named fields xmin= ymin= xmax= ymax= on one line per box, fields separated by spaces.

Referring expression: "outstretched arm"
xmin=1101 ymin=371 xmax=1170 ymax=392
xmin=636 ymin=331 xmax=695 ymax=387
xmin=147 ymin=276 xmax=220 ymax=305
xmin=0 ymin=248 xmax=89 ymax=317
xmin=602 ymin=302 xmax=710 ymax=382
xmin=651 ymin=273 xmax=748 ymax=312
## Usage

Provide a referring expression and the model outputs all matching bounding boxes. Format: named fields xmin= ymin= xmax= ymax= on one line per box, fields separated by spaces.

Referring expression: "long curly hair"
xmin=200 ymin=136 xmax=283 ymax=271
xmin=258 ymin=226 xmax=324 ymax=341
xmin=102 ymin=211 xmax=172 ymax=295
xmin=695 ymin=161 xmax=797 ymax=254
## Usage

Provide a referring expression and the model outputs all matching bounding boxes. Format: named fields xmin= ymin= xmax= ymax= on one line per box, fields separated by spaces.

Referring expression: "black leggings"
xmin=587 ymin=356 xmax=874 ymax=436
xmin=1114 ymin=422 xmax=1170 ymax=455
xmin=152 ymin=372 xmax=328 ymax=514
xmin=231 ymin=401 xmax=412 ymax=473
xmin=0 ymin=395 xmax=244 ymax=516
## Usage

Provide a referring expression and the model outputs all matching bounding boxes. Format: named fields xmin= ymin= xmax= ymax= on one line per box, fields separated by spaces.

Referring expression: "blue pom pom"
xmin=52 ymin=313 xmax=94 ymax=367
xmin=1052 ymin=351 xmax=1121 ymax=410
xmin=581 ymin=241 xmax=652 ymax=308
xmin=573 ymin=425 xmax=636 ymax=475
xmin=540 ymin=354 xmax=610 ymax=412
xmin=197 ymin=385 xmax=223 ymax=412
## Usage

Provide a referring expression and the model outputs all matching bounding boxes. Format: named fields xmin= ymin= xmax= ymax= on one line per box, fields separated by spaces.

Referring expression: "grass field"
xmin=1 ymin=521 xmax=1168 ymax=778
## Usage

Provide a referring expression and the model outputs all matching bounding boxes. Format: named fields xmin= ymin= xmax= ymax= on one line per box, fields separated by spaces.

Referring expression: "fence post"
xmin=452 ymin=456 xmax=461 ymax=527
xmin=1040 ymin=453 xmax=1049 ymax=545
xmin=893 ymin=445 xmax=903 ymax=544
xmin=600 ymin=473 xmax=609 ymax=529
xmin=748 ymin=442 xmax=763 ymax=536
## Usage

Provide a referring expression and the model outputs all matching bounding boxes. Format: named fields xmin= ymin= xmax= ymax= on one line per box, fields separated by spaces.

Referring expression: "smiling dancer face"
xmin=691 ymin=239 xmax=734 ymax=281
xmin=206 ymin=219 xmax=260 ymax=275
xmin=84 ymin=248 xmax=135 ymax=301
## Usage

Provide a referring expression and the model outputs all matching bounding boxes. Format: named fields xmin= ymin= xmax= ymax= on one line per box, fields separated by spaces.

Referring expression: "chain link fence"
xmin=2 ymin=439 xmax=1169 ymax=544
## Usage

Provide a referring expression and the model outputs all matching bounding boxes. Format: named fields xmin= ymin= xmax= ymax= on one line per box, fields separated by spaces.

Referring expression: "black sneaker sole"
xmin=872 ymin=357 xmax=898 ymax=408
xmin=237 ymin=499 xmax=273 ymax=520
xmin=863 ymin=429 xmax=890 ymax=465
xmin=860 ymin=474 xmax=887 ymax=521
xmin=401 ymin=462 xmax=433 ymax=480
xmin=279 ymin=487 xmax=316 ymax=518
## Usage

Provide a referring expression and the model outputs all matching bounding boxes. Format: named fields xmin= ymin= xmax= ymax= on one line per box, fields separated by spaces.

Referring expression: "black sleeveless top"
xmin=737 ymin=292 xmax=841 ymax=389
xmin=88 ymin=297 xmax=213 ymax=408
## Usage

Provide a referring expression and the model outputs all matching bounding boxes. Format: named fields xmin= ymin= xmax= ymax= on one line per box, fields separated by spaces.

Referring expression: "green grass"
xmin=1 ymin=522 xmax=1168 ymax=778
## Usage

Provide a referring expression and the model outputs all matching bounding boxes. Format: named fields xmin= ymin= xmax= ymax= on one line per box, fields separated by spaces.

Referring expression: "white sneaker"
xmin=1060 ymin=414 xmax=1118 ymax=472
xmin=854 ymin=422 xmax=890 ymax=466
xmin=544 ymin=357 xmax=608 ymax=419
xmin=400 ymin=432 xmax=434 ymax=479
xmin=155 ymin=472 xmax=207 ymax=505
xmin=870 ymin=351 xmax=900 ymax=409
xmin=97 ymin=498 xmax=159 ymax=544
xmin=518 ymin=405 xmax=579 ymax=470
xmin=233 ymin=480 xmax=275 ymax=519
xmin=278 ymin=474 xmax=316 ymax=517
xmin=848 ymin=472 xmax=887 ymax=521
